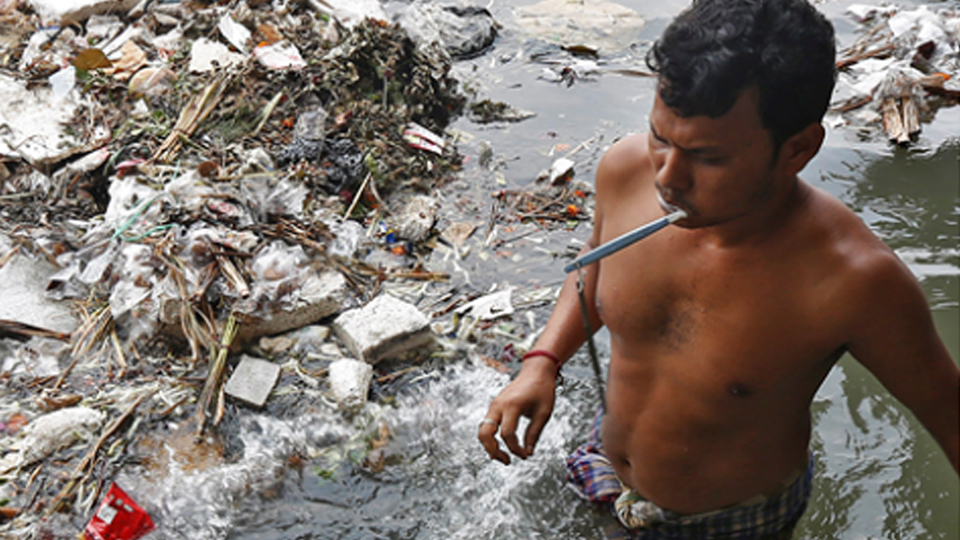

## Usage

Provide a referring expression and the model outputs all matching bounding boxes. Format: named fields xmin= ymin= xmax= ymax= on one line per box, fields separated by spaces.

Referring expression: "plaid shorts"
xmin=566 ymin=413 xmax=813 ymax=540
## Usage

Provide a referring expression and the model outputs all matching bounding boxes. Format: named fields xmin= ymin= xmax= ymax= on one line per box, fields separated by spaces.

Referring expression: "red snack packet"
xmin=84 ymin=483 xmax=155 ymax=540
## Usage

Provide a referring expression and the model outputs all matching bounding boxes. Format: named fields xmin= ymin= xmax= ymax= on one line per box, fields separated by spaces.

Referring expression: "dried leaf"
xmin=197 ymin=160 xmax=219 ymax=178
xmin=105 ymin=41 xmax=148 ymax=80
xmin=72 ymin=49 xmax=112 ymax=71
xmin=257 ymin=23 xmax=284 ymax=45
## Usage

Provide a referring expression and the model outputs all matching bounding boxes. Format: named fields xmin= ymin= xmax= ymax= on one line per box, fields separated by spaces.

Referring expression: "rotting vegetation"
xmin=0 ymin=1 xmax=593 ymax=537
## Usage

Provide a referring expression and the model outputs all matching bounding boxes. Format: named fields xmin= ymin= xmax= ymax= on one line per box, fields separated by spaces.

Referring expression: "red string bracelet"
xmin=521 ymin=349 xmax=563 ymax=380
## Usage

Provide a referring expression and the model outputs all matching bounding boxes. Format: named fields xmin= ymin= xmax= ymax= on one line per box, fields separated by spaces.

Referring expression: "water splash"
xmin=120 ymin=362 xmax=614 ymax=540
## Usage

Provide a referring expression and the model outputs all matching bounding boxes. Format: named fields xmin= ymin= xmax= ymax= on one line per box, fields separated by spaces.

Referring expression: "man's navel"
xmin=727 ymin=382 xmax=753 ymax=398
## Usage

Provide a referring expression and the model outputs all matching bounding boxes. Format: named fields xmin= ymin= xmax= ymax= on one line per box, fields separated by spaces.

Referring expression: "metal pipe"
xmin=563 ymin=208 xmax=687 ymax=273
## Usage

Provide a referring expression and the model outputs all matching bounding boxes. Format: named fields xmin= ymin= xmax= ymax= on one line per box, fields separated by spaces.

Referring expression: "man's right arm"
xmin=477 ymin=135 xmax=640 ymax=464
xmin=477 ymin=237 xmax=604 ymax=464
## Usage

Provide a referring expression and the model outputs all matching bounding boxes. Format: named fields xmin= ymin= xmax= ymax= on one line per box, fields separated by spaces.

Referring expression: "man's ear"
xmin=777 ymin=123 xmax=825 ymax=176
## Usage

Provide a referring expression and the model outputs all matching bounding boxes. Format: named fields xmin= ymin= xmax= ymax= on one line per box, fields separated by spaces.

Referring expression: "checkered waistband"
xmin=566 ymin=413 xmax=813 ymax=539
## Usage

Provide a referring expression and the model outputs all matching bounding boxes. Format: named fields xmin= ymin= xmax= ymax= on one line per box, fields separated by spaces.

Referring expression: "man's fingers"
xmin=523 ymin=409 xmax=550 ymax=456
xmin=499 ymin=413 xmax=528 ymax=459
xmin=478 ymin=414 xmax=511 ymax=464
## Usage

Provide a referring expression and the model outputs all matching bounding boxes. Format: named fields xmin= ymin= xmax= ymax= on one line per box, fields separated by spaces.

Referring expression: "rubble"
xmin=328 ymin=358 xmax=374 ymax=410
xmin=224 ymin=355 xmax=281 ymax=407
xmin=0 ymin=0 xmax=597 ymax=536
xmin=333 ymin=294 xmax=434 ymax=364
xmin=0 ymin=73 xmax=86 ymax=168
xmin=0 ymin=253 xmax=79 ymax=335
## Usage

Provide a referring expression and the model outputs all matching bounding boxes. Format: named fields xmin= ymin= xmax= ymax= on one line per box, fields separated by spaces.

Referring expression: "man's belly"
xmin=600 ymin=377 xmax=813 ymax=514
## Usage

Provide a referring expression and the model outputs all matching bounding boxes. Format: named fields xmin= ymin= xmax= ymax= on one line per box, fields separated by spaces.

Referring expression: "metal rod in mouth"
xmin=563 ymin=208 xmax=687 ymax=273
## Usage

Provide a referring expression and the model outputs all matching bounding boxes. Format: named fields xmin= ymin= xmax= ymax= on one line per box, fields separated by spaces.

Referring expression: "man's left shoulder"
xmin=793 ymin=187 xmax=919 ymax=309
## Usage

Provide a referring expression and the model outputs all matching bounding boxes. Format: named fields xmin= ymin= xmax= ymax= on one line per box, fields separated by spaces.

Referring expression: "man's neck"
xmin=689 ymin=176 xmax=808 ymax=249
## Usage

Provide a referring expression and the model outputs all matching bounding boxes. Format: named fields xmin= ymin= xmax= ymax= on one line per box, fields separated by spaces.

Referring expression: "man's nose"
xmin=656 ymin=149 xmax=691 ymax=193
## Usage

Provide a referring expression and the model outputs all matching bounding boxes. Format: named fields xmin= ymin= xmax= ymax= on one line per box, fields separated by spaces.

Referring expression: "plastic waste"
xmin=328 ymin=219 xmax=368 ymax=258
xmin=251 ymin=241 xmax=307 ymax=283
xmin=11 ymin=407 xmax=104 ymax=469
xmin=84 ymin=483 xmax=155 ymax=540
xmin=275 ymin=107 xmax=327 ymax=167
xmin=455 ymin=288 xmax=515 ymax=321
xmin=218 ymin=14 xmax=251 ymax=53
xmin=188 ymin=37 xmax=245 ymax=73
xmin=403 ymin=122 xmax=446 ymax=155
xmin=396 ymin=195 xmax=440 ymax=242
xmin=394 ymin=4 xmax=499 ymax=60
xmin=0 ymin=73 xmax=82 ymax=166
xmin=536 ymin=157 xmax=576 ymax=185
xmin=1 ymin=337 xmax=67 ymax=379
xmin=253 ymin=41 xmax=306 ymax=70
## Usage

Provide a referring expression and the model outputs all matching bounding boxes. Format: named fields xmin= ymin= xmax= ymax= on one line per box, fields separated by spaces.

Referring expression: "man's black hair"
xmin=647 ymin=0 xmax=836 ymax=148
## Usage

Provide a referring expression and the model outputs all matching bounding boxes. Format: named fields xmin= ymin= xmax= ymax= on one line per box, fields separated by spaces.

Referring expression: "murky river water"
xmin=120 ymin=0 xmax=958 ymax=538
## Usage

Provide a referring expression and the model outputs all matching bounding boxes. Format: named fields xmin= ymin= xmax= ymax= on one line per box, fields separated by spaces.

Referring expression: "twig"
xmin=47 ymin=394 xmax=150 ymax=515
xmin=563 ymin=135 xmax=597 ymax=159
xmin=0 ymin=319 xmax=71 ymax=342
xmin=157 ymin=252 xmax=215 ymax=365
xmin=484 ymin=199 xmax=499 ymax=246
xmin=190 ymin=260 xmax=220 ymax=303
xmin=388 ymin=269 xmax=450 ymax=281
xmin=344 ymin=172 xmax=373 ymax=218
xmin=0 ymin=242 xmax=21 ymax=269
xmin=110 ymin=328 xmax=127 ymax=378
xmin=831 ymin=95 xmax=873 ymax=113
xmin=0 ymin=192 xmax=34 ymax=201
xmin=57 ymin=305 xmax=113 ymax=390
xmin=217 ymin=255 xmax=250 ymax=297
xmin=252 ymin=91 xmax=283 ymax=136
xmin=837 ymin=43 xmax=896 ymax=70
xmin=195 ymin=313 xmax=239 ymax=437
xmin=377 ymin=365 xmax=419 ymax=384
xmin=153 ymin=73 xmax=231 ymax=163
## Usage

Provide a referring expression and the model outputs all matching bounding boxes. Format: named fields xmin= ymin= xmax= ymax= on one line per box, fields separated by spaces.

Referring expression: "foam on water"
xmin=120 ymin=363 xmax=614 ymax=540
xmin=119 ymin=407 xmax=356 ymax=540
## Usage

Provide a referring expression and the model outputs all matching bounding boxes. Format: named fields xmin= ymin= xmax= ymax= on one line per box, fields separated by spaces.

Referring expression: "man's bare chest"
xmin=594 ymin=246 xmax=840 ymax=383
xmin=596 ymin=246 xmax=842 ymax=406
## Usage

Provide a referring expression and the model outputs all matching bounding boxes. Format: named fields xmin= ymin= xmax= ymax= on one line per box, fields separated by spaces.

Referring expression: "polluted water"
xmin=0 ymin=0 xmax=958 ymax=539
xmin=106 ymin=362 xmax=610 ymax=540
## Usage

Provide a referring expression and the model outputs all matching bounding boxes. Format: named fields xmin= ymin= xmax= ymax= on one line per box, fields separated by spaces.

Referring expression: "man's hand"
xmin=478 ymin=355 xmax=558 ymax=464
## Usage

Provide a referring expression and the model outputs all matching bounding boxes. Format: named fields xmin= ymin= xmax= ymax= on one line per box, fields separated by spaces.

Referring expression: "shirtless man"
xmin=477 ymin=0 xmax=959 ymax=537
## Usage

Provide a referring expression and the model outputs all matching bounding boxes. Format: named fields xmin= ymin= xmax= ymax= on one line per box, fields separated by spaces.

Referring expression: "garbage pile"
xmin=832 ymin=4 xmax=960 ymax=145
xmin=0 ymin=0 xmax=586 ymax=538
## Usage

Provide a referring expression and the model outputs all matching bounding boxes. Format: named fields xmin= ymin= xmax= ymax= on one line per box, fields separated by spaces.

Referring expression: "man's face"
xmin=647 ymin=86 xmax=783 ymax=228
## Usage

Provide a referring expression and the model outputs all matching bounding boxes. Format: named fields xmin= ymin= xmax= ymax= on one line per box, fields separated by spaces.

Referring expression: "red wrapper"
xmin=84 ymin=483 xmax=155 ymax=540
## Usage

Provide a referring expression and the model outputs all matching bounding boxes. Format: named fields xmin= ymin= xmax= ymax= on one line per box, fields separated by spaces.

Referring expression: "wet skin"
xmin=478 ymin=87 xmax=959 ymax=514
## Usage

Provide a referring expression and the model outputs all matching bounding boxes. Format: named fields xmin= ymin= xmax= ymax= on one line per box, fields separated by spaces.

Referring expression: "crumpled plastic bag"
xmin=84 ymin=483 xmax=155 ymax=540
